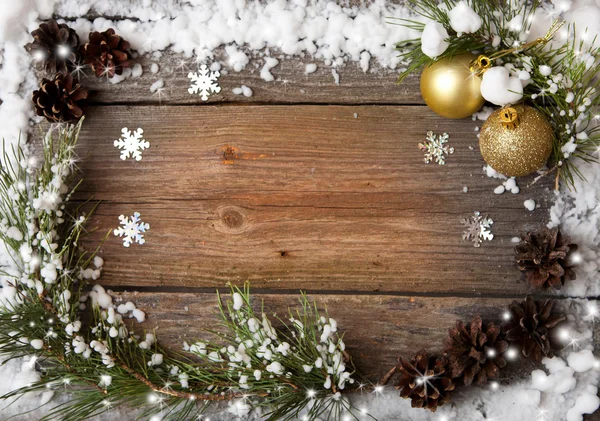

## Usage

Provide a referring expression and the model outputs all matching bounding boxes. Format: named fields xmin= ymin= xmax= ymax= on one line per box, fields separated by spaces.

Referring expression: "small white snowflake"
xmin=114 ymin=128 xmax=149 ymax=161
xmin=114 ymin=212 xmax=150 ymax=247
xmin=461 ymin=211 xmax=494 ymax=248
xmin=419 ymin=131 xmax=454 ymax=165
xmin=188 ymin=64 xmax=221 ymax=101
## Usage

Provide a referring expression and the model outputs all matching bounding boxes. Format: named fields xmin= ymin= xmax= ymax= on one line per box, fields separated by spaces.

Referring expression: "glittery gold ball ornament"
xmin=479 ymin=105 xmax=554 ymax=177
xmin=420 ymin=53 xmax=486 ymax=119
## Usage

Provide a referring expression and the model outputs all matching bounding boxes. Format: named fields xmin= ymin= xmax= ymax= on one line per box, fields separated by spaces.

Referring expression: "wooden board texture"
xmin=76 ymin=105 xmax=552 ymax=293
xmin=36 ymin=9 xmax=598 ymax=420
xmin=113 ymin=291 xmax=537 ymax=382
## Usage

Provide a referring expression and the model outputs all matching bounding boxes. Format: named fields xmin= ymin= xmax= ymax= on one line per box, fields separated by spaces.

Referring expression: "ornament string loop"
xmin=500 ymin=107 xmax=519 ymax=129
xmin=469 ymin=20 xmax=564 ymax=76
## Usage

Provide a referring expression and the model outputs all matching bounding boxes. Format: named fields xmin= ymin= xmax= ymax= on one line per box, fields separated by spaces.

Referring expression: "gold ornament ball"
xmin=420 ymin=53 xmax=485 ymax=119
xmin=479 ymin=105 xmax=554 ymax=177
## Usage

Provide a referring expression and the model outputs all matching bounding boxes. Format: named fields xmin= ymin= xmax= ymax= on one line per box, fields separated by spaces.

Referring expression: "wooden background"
xmin=67 ymin=48 xmax=560 ymax=383
xmin=43 ymin=21 xmax=597 ymax=396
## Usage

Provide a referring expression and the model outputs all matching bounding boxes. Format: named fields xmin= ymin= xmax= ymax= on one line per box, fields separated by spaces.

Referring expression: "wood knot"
xmin=215 ymin=206 xmax=247 ymax=234
xmin=222 ymin=145 xmax=239 ymax=163
xmin=279 ymin=251 xmax=289 ymax=257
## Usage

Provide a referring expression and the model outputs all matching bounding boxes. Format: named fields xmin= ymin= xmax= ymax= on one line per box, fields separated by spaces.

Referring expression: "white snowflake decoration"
xmin=419 ymin=131 xmax=454 ymax=165
xmin=461 ymin=211 xmax=494 ymax=248
xmin=114 ymin=212 xmax=150 ymax=247
xmin=188 ymin=64 xmax=221 ymax=101
xmin=114 ymin=128 xmax=149 ymax=161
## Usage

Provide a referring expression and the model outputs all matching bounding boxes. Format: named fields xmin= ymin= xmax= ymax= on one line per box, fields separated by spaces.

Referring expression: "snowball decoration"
xmin=421 ymin=21 xmax=449 ymax=58
xmin=448 ymin=1 xmax=482 ymax=35
xmin=567 ymin=349 xmax=597 ymax=372
xmin=480 ymin=67 xmax=524 ymax=106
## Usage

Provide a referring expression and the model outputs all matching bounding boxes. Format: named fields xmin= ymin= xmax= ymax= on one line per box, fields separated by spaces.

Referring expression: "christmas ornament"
xmin=80 ymin=28 xmax=132 ymax=78
xmin=420 ymin=53 xmax=485 ymax=119
xmin=501 ymin=296 xmax=566 ymax=363
xmin=443 ymin=315 xmax=508 ymax=387
xmin=515 ymin=227 xmax=578 ymax=290
xmin=479 ymin=105 xmax=553 ymax=177
xmin=32 ymin=73 xmax=88 ymax=123
xmin=396 ymin=350 xmax=455 ymax=411
xmin=25 ymin=19 xmax=80 ymax=74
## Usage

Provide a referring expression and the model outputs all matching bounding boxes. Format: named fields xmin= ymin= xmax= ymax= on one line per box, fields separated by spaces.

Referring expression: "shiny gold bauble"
xmin=420 ymin=53 xmax=485 ymax=119
xmin=479 ymin=105 xmax=553 ymax=177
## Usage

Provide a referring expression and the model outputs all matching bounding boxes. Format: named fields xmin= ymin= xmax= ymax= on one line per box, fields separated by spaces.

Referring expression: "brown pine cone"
xmin=443 ymin=316 xmax=508 ymax=386
xmin=501 ymin=296 xmax=566 ymax=363
xmin=396 ymin=349 xmax=455 ymax=412
xmin=515 ymin=227 xmax=578 ymax=290
xmin=32 ymin=73 xmax=88 ymax=123
xmin=25 ymin=19 xmax=80 ymax=74
xmin=80 ymin=28 xmax=132 ymax=78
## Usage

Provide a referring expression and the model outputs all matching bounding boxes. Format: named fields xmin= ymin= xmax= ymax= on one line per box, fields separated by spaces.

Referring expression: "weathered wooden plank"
xmin=112 ymin=292 xmax=533 ymax=382
xmin=65 ymin=50 xmax=423 ymax=105
xmin=73 ymin=105 xmax=552 ymax=293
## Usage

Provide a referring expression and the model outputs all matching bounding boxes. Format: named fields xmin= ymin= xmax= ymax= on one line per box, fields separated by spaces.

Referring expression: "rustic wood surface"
xmin=113 ymin=291 xmax=539 ymax=382
xmin=39 ymin=23 xmax=598 ymax=418
xmin=76 ymin=105 xmax=552 ymax=293
xmin=74 ymin=50 xmax=424 ymax=106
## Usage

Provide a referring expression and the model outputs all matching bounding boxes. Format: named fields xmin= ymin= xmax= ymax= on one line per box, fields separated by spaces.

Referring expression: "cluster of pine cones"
xmin=26 ymin=19 xmax=133 ymax=123
xmin=393 ymin=227 xmax=577 ymax=411
xmin=394 ymin=296 xmax=567 ymax=411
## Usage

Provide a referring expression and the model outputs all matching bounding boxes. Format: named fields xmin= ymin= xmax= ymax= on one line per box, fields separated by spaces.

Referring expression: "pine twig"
xmin=379 ymin=365 xmax=398 ymax=386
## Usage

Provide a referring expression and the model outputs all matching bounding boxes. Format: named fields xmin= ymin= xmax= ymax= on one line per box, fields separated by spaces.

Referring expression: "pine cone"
xmin=32 ymin=73 xmax=88 ymax=123
xmin=443 ymin=316 xmax=508 ymax=386
xmin=396 ymin=350 xmax=455 ymax=411
xmin=501 ymin=296 xmax=566 ymax=363
xmin=515 ymin=227 xmax=578 ymax=290
xmin=80 ymin=28 xmax=132 ymax=78
xmin=25 ymin=19 xmax=80 ymax=74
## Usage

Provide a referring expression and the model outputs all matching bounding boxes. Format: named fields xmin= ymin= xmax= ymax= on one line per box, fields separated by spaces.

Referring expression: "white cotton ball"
xmin=132 ymin=309 xmax=146 ymax=323
xmin=232 ymin=292 xmax=244 ymax=310
xmin=449 ymin=1 xmax=482 ymax=34
xmin=480 ymin=67 xmax=524 ymax=106
xmin=6 ymin=226 xmax=23 ymax=241
xmin=567 ymin=349 xmax=597 ymax=372
xmin=566 ymin=393 xmax=600 ymax=421
xmin=241 ymin=85 xmax=253 ymax=98
xmin=149 ymin=353 xmax=163 ymax=366
xmin=524 ymin=199 xmax=536 ymax=211
xmin=131 ymin=63 xmax=143 ymax=78
xmin=30 ymin=339 xmax=44 ymax=350
xmin=305 ymin=63 xmax=317 ymax=74
xmin=93 ymin=256 xmax=104 ymax=268
xmin=260 ymin=57 xmax=279 ymax=82
xmin=421 ymin=21 xmax=449 ymax=59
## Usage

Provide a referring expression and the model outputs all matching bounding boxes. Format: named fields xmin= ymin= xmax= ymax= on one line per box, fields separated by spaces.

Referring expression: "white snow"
xmin=260 ymin=57 xmax=279 ymax=82
xmin=331 ymin=68 xmax=340 ymax=85
xmin=0 ymin=1 xmax=599 ymax=421
xmin=448 ymin=1 xmax=482 ymax=35
xmin=305 ymin=63 xmax=317 ymax=74
xmin=420 ymin=21 xmax=449 ymax=59
xmin=131 ymin=63 xmax=143 ymax=78
xmin=149 ymin=78 xmax=164 ymax=93
xmin=524 ymin=199 xmax=536 ymax=211
xmin=480 ymin=66 xmax=524 ymax=106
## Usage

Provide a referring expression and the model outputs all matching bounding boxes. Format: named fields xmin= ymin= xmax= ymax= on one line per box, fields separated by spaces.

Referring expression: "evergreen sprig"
xmin=0 ymin=123 xmax=369 ymax=420
xmin=391 ymin=0 xmax=600 ymax=189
